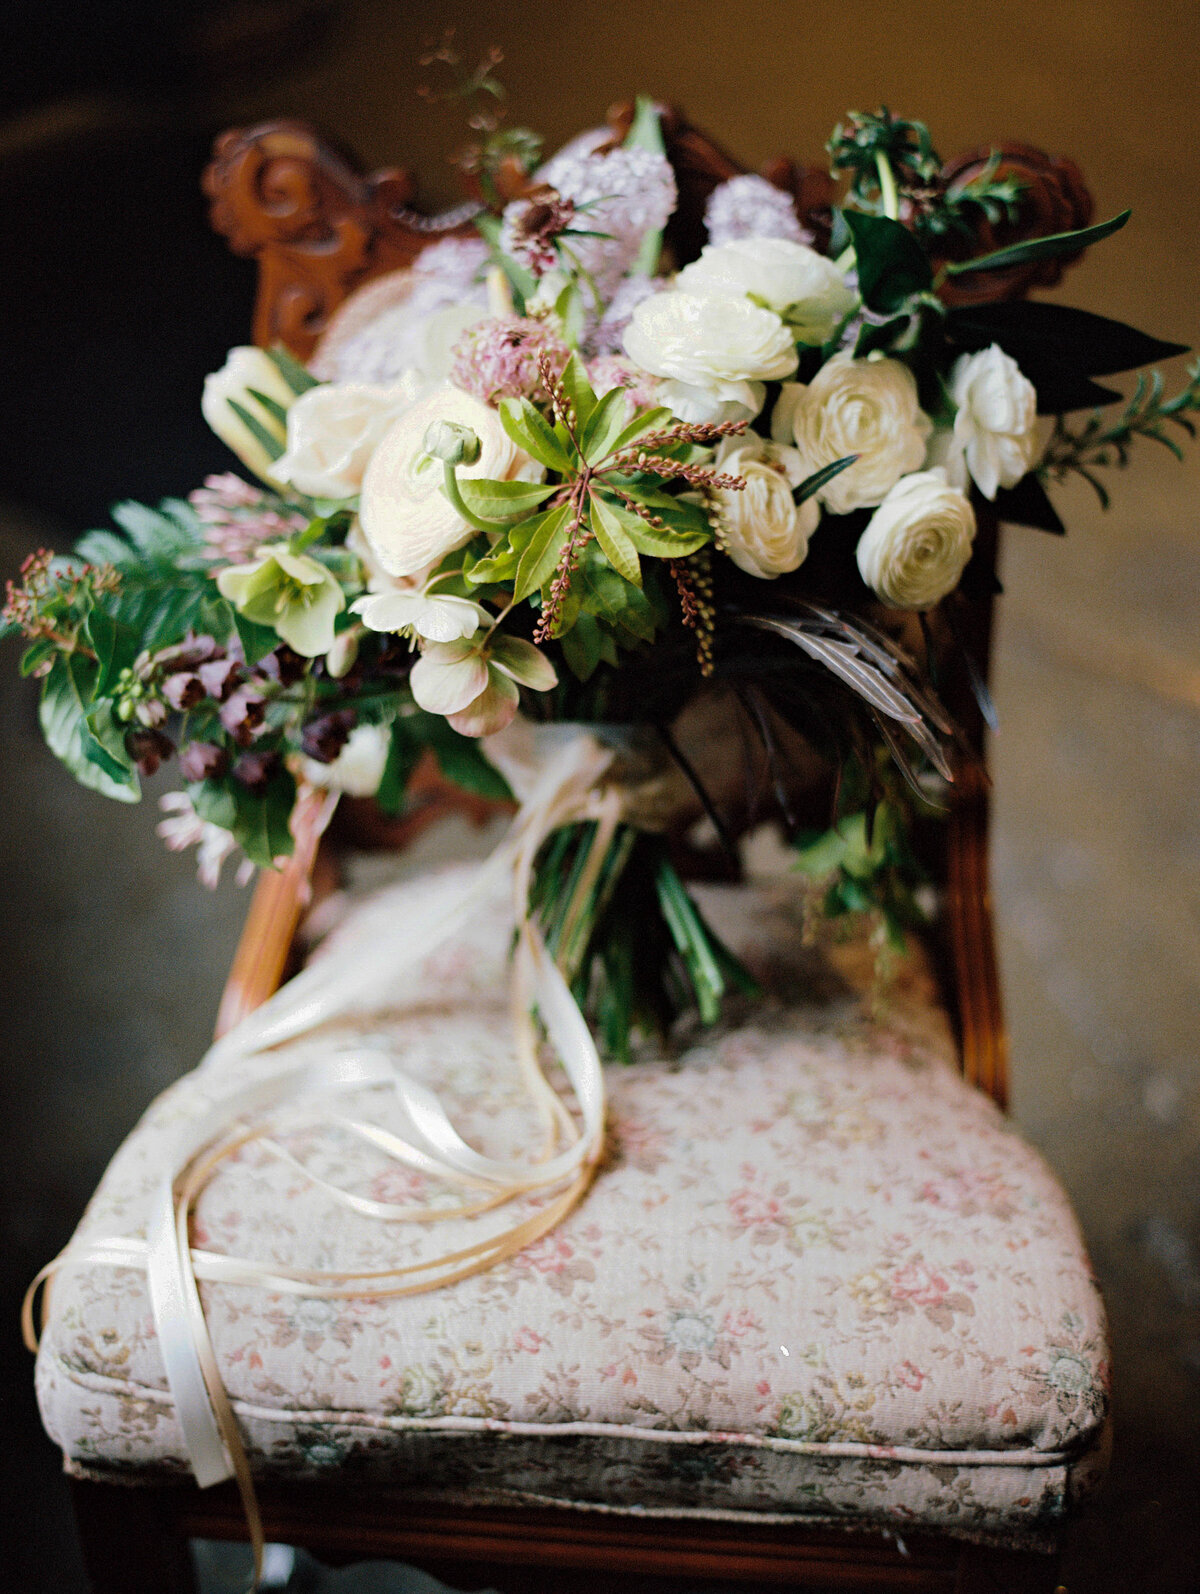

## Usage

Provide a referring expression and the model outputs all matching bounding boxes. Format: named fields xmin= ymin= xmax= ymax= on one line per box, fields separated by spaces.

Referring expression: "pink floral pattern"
xmin=36 ymin=868 xmax=1109 ymax=1550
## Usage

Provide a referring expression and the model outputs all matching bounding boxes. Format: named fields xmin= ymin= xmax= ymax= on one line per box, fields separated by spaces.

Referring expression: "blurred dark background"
xmin=1 ymin=2 xmax=1198 ymax=1589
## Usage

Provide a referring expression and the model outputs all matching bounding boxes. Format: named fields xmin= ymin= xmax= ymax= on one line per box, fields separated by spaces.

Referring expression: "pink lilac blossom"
xmin=157 ymin=791 xmax=255 ymax=888
xmin=586 ymin=354 xmax=662 ymax=411
xmin=410 ymin=234 xmax=491 ymax=291
xmin=514 ymin=145 xmax=677 ymax=306
xmin=704 ymin=173 xmax=812 ymax=246
xmin=449 ymin=315 xmax=570 ymax=405
xmin=189 ymin=474 xmax=308 ymax=564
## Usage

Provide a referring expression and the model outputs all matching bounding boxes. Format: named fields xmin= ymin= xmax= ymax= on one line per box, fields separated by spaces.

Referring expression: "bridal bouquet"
xmin=6 ymin=92 xmax=1196 ymax=1048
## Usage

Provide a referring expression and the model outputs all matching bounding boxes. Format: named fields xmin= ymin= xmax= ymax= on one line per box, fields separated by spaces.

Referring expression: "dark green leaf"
xmin=514 ymin=502 xmax=573 ymax=601
xmin=992 ymin=474 xmax=1066 ymax=534
xmin=947 ymin=299 xmax=1188 ymax=381
xmin=264 ymin=344 xmax=321 ymax=395
xmin=558 ymin=352 xmax=598 ymax=426
xmin=232 ymin=609 xmax=281 ymax=665
xmin=498 ymin=397 xmax=575 ymax=473
xmin=229 ymin=767 xmax=296 ymax=868
xmin=375 ymin=720 xmax=424 ymax=815
xmin=83 ymin=699 xmax=138 ymax=784
xmin=560 ymin=610 xmax=605 ymax=681
xmin=228 ymin=398 xmax=285 ymax=463
xmin=581 ymin=386 xmax=634 ymax=465
xmin=75 ymin=529 xmax=136 ymax=567
xmin=589 ymin=491 xmax=641 ymax=586
xmin=944 ymin=208 xmax=1131 ymax=277
xmin=456 ymin=478 xmax=556 ymax=522
xmin=842 ymin=209 xmax=932 ymax=313
xmin=418 ymin=713 xmax=513 ymax=801
xmin=189 ymin=777 xmax=238 ymax=830
xmin=795 ymin=454 xmax=859 ymax=504
xmin=246 ymin=387 xmax=290 ymax=428
xmin=39 ymin=654 xmax=139 ymax=802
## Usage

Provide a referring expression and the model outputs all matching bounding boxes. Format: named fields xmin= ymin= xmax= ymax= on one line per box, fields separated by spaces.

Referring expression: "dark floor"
xmin=2 ymin=3 xmax=1198 ymax=1589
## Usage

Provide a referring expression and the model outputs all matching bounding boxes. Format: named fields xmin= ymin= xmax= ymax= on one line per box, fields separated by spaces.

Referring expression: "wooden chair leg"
xmin=71 ymin=1479 xmax=197 ymax=1594
xmin=956 ymin=1544 xmax=1061 ymax=1594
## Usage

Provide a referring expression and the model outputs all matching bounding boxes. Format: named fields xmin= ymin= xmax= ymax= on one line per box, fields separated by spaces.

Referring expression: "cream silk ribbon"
xmin=26 ymin=726 xmax=632 ymax=1579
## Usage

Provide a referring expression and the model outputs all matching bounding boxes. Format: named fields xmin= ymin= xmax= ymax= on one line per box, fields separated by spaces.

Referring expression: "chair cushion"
xmin=37 ymin=866 xmax=1109 ymax=1550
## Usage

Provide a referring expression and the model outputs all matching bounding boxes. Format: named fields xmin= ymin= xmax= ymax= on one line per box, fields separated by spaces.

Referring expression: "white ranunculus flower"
xmin=658 ymin=378 xmax=766 ymax=426
xmin=273 ymin=377 xmax=422 ymax=499
xmin=856 ymin=468 xmax=976 ymax=610
xmin=359 ymin=386 xmax=537 ymax=579
xmin=201 ymin=347 xmax=296 ymax=485
xmin=778 ymin=353 xmax=933 ymax=515
xmin=711 ymin=435 xmax=819 ymax=579
xmin=299 ymin=723 xmax=390 ymax=797
xmin=946 ymin=343 xmax=1039 ymax=500
xmin=675 ymin=238 xmax=858 ymax=346
xmin=623 ymin=291 xmax=798 ymax=410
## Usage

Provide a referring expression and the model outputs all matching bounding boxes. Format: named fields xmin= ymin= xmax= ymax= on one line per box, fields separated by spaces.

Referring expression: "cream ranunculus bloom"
xmin=201 ymin=347 xmax=297 ymax=486
xmin=945 ymin=343 xmax=1040 ymax=499
xmin=711 ymin=435 xmax=819 ymax=579
xmin=675 ymin=238 xmax=858 ymax=345
xmin=623 ymin=290 xmax=797 ymax=417
xmin=777 ymin=352 xmax=933 ymax=515
xmin=273 ymin=376 xmax=422 ymax=500
xmin=855 ymin=468 xmax=976 ymax=609
xmin=359 ymin=386 xmax=537 ymax=579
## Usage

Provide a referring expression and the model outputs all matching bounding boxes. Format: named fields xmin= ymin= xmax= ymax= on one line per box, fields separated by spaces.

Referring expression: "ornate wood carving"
xmin=203 ymin=120 xmax=479 ymax=359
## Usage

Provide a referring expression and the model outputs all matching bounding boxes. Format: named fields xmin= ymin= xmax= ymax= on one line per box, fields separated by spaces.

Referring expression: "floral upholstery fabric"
xmin=37 ymin=866 xmax=1109 ymax=1549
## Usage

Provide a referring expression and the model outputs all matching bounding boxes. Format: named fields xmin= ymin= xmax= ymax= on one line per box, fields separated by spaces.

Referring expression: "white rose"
xmin=201 ymin=346 xmax=296 ymax=485
xmin=359 ymin=386 xmax=536 ymax=579
xmin=676 ymin=238 xmax=858 ymax=345
xmin=299 ymin=723 xmax=390 ymax=797
xmin=273 ymin=377 xmax=421 ymax=499
xmin=779 ymin=353 xmax=933 ymax=515
xmin=623 ymin=290 xmax=797 ymax=414
xmin=946 ymin=344 xmax=1039 ymax=499
xmin=712 ymin=436 xmax=818 ymax=579
xmin=856 ymin=468 xmax=976 ymax=609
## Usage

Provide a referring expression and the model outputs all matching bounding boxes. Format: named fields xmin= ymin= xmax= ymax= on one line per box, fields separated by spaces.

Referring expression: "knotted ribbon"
xmin=26 ymin=723 xmax=675 ymax=1581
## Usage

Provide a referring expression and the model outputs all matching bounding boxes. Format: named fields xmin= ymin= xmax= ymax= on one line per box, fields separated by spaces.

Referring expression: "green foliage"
xmin=1041 ymin=361 xmax=1200 ymax=507
xmin=943 ymin=209 xmax=1131 ymax=279
xmin=840 ymin=209 xmax=933 ymax=313
xmin=794 ymin=802 xmax=927 ymax=949
xmin=39 ymin=653 xmax=140 ymax=802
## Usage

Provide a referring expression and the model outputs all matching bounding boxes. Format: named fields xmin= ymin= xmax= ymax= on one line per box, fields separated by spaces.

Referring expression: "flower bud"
xmin=126 ymin=727 xmax=174 ymax=777
xmin=423 ymin=419 xmax=482 ymax=466
xmin=179 ymin=741 xmax=230 ymax=783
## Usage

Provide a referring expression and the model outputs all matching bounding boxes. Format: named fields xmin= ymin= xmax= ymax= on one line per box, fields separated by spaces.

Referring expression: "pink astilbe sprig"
xmin=189 ymin=474 xmax=308 ymax=564
xmin=450 ymin=315 xmax=570 ymax=406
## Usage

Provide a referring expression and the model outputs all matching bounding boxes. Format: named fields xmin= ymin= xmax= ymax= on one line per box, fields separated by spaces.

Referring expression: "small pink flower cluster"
xmin=449 ymin=315 xmax=570 ymax=406
xmin=189 ymin=473 xmax=308 ymax=564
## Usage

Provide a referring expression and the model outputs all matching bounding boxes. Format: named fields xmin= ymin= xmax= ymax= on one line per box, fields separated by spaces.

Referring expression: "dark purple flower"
xmin=231 ymin=749 xmax=280 ymax=794
xmin=162 ymin=672 xmax=205 ymax=712
xmin=300 ymin=708 xmax=357 ymax=763
xmin=219 ymin=686 xmax=266 ymax=747
xmin=126 ymin=727 xmax=174 ymax=777
xmin=179 ymin=741 xmax=230 ymax=783
xmin=197 ymin=657 xmax=241 ymax=702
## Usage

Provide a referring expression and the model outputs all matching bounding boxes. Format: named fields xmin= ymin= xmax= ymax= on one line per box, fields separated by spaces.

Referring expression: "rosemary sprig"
xmin=1039 ymin=359 xmax=1200 ymax=508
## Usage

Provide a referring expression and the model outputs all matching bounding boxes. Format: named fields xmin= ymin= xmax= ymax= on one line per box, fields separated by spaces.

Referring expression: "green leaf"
xmin=514 ymin=502 xmax=573 ymax=601
xmin=189 ymin=777 xmax=238 ymax=830
xmin=601 ymin=404 xmax=673 ymax=463
xmin=228 ymin=398 xmax=285 ymax=463
xmin=574 ymin=554 xmax=658 ymax=644
xmin=375 ymin=719 xmax=424 ymax=815
xmin=75 ymin=529 xmax=136 ymax=567
xmin=416 ymin=712 xmax=514 ymax=800
xmin=589 ymin=491 xmax=641 ymax=586
xmin=39 ymin=654 xmax=140 ymax=802
xmin=498 ymin=397 xmax=575 ymax=473
xmin=84 ymin=698 xmax=138 ymax=783
xmin=623 ymin=96 xmax=667 ymax=276
xmin=558 ymin=352 xmax=598 ymax=427
xmin=592 ymin=489 xmax=708 ymax=559
xmin=456 ymin=477 xmax=556 ymax=522
xmin=842 ymin=209 xmax=932 ymax=313
xmin=581 ymin=386 xmax=634 ymax=466
xmin=246 ymin=387 xmax=290 ymax=429
xmin=83 ymin=609 xmax=138 ymax=696
xmin=231 ymin=609 xmax=279 ymax=665
xmin=264 ymin=344 xmax=321 ymax=396
xmin=795 ymin=453 xmax=859 ymax=504
xmin=475 ymin=213 xmax=536 ymax=313
xmin=229 ymin=767 xmax=296 ymax=869
xmin=560 ymin=610 xmax=605 ymax=681
xmin=110 ymin=500 xmax=203 ymax=562
xmin=944 ymin=208 xmax=1131 ymax=277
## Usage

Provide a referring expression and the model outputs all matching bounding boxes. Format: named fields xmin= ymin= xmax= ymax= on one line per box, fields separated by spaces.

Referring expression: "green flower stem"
xmin=875 ymin=151 xmax=900 ymax=220
xmin=441 ymin=463 xmax=504 ymax=534
xmin=654 ymin=856 xmax=725 ymax=1026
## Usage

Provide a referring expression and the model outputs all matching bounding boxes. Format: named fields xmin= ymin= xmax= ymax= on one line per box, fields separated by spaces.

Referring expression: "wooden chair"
xmin=62 ymin=112 xmax=1088 ymax=1594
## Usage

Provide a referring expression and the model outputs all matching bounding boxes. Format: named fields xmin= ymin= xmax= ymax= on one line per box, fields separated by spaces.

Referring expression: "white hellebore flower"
xmin=201 ymin=346 xmax=297 ymax=486
xmin=273 ymin=377 xmax=421 ymax=499
xmin=359 ymin=386 xmax=536 ymax=579
xmin=676 ymin=238 xmax=858 ymax=346
xmin=351 ymin=587 xmax=486 ymax=643
xmin=943 ymin=343 xmax=1039 ymax=499
xmin=777 ymin=352 xmax=933 ymax=515
xmin=300 ymin=723 xmax=390 ymax=798
xmin=215 ymin=542 xmax=345 ymax=657
xmin=856 ymin=468 xmax=976 ymax=610
xmin=712 ymin=435 xmax=819 ymax=580
xmin=410 ymin=634 xmax=558 ymax=738
xmin=623 ymin=290 xmax=797 ymax=422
